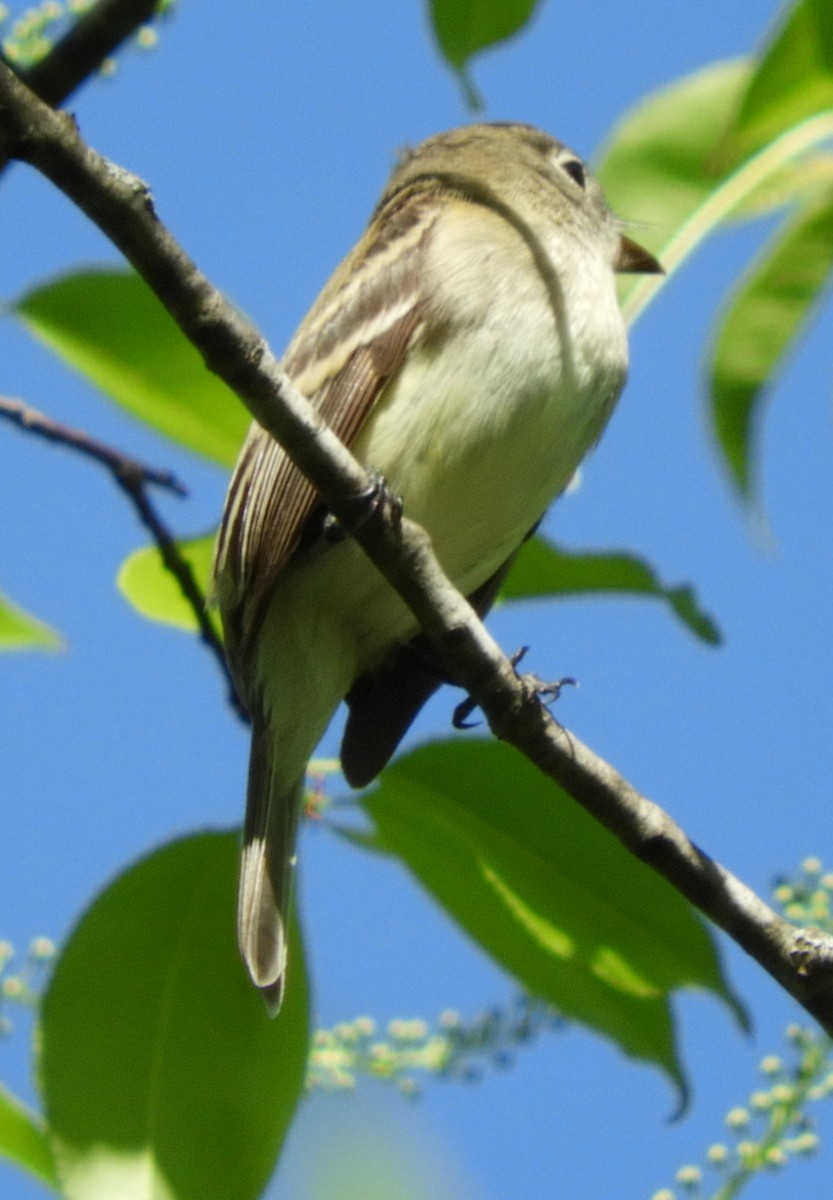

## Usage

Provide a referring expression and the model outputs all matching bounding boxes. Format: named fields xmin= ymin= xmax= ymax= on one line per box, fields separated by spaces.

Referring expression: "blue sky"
xmin=3 ymin=1 xmax=833 ymax=1197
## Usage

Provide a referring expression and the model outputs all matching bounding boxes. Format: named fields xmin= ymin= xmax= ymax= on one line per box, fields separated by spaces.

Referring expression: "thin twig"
xmin=2 ymin=62 xmax=833 ymax=1031
xmin=0 ymin=393 xmax=244 ymax=719
xmin=0 ymin=393 xmax=186 ymax=493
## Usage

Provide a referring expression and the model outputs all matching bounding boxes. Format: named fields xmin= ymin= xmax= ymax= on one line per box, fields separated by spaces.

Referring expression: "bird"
xmin=212 ymin=122 xmax=662 ymax=1012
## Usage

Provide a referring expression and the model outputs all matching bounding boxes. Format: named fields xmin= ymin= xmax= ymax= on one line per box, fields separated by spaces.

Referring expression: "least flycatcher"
xmin=213 ymin=122 xmax=661 ymax=1012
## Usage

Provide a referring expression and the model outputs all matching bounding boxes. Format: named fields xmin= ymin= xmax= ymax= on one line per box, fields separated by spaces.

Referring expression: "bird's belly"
xmin=354 ymin=321 xmax=624 ymax=593
xmin=272 ymin=321 xmax=625 ymax=673
xmin=256 ymin=295 xmax=627 ymax=760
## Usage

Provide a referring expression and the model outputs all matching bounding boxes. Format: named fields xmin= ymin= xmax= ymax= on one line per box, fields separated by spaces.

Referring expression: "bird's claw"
xmin=452 ymin=646 xmax=576 ymax=730
xmin=324 ymin=469 xmax=403 ymax=542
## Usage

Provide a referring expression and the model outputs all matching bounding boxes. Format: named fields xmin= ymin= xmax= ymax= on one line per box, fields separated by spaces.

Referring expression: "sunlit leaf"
xmin=710 ymin=191 xmax=833 ymax=495
xmin=598 ymin=61 xmax=751 ymax=259
xmin=357 ymin=741 xmax=747 ymax=1095
xmin=14 ymin=271 xmax=248 ymax=466
xmin=599 ymin=50 xmax=833 ymax=501
xmin=598 ymin=59 xmax=833 ymax=326
xmin=723 ymin=0 xmax=833 ymax=161
xmin=0 ymin=590 xmax=61 ymax=651
xmin=0 ymin=1085 xmax=57 ymax=1188
xmin=504 ymin=537 xmax=721 ymax=644
xmin=118 ymin=535 xmax=216 ymax=632
xmin=730 ymin=152 xmax=833 ymax=220
xmin=40 ymin=832 xmax=309 ymax=1200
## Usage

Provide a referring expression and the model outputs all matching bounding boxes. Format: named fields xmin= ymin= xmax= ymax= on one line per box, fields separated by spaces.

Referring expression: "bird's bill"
xmin=615 ymin=234 xmax=663 ymax=275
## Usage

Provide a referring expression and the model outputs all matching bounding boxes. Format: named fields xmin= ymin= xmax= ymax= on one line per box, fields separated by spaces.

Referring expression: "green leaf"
xmin=0 ymin=1085 xmax=57 ymax=1189
xmin=598 ymin=59 xmax=833 ymax=327
xmin=13 ymin=271 xmax=249 ymax=466
xmin=429 ymin=0 xmax=541 ymax=67
xmin=359 ymin=741 xmax=746 ymax=1092
xmin=503 ymin=537 xmax=721 ymax=645
xmin=40 ymin=831 xmax=309 ymax=1200
xmin=600 ymin=52 xmax=833 ymax=497
xmin=118 ymin=535 xmax=216 ymax=632
xmin=710 ymin=190 xmax=833 ymax=495
xmin=0 ymin=590 xmax=62 ymax=651
xmin=428 ymin=0 xmax=542 ymax=102
xmin=598 ymin=60 xmax=752 ymax=262
xmin=724 ymin=0 xmax=833 ymax=161
xmin=729 ymin=152 xmax=833 ymax=221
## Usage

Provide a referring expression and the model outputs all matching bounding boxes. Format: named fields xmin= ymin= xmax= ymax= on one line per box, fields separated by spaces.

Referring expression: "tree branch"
xmin=2 ymin=61 xmax=833 ymax=1032
xmin=0 ymin=393 xmax=243 ymax=716
xmin=17 ymin=0 xmax=160 ymax=107
xmin=1 ymin=0 xmax=162 ymax=181
xmin=0 ymin=392 xmax=186 ymax=493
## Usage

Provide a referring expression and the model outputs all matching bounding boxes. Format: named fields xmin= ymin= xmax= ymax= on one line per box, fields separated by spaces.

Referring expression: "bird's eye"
xmin=562 ymin=158 xmax=586 ymax=189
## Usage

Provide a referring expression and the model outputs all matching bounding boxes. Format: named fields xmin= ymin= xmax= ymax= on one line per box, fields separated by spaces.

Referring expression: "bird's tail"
xmin=237 ymin=708 xmax=305 ymax=1015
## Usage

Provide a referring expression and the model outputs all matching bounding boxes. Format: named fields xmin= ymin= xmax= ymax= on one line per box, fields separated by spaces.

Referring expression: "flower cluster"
xmin=307 ymin=995 xmax=563 ymax=1097
xmin=650 ymin=860 xmax=833 ymax=1200
xmin=1 ymin=0 xmax=94 ymax=67
xmin=0 ymin=937 xmax=55 ymax=1035
xmin=774 ymin=856 xmax=833 ymax=934
xmin=0 ymin=0 xmax=166 ymax=72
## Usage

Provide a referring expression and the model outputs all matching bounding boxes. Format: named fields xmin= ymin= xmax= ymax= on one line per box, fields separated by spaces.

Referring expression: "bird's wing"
xmin=213 ymin=185 xmax=443 ymax=697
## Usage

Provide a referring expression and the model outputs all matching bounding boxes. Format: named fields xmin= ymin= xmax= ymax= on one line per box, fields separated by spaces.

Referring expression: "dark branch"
xmin=20 ymin=0 xmax=161 ymax=107
xmin=0 ymin=0 xmax=161 ymax=181
xmin=2 ymin=61 xmax=833 ymax=1033
xmin=0 ymin=393 xmax=185 ymax=493
xmin=0 ymin=393 xmax=243 ymax=718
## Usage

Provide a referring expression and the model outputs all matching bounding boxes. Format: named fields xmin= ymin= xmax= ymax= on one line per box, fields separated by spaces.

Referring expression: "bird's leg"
xmin=452 ymin=646 xmax=577 ymax=729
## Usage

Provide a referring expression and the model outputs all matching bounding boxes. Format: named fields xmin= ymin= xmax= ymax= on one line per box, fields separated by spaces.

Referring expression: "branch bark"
xmin=2 ymin=61 xmax=833 ymax=1032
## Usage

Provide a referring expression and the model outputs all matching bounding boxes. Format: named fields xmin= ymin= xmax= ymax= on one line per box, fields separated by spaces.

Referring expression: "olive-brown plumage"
xmin=213 ymin=123 xmax=661 ymax=1011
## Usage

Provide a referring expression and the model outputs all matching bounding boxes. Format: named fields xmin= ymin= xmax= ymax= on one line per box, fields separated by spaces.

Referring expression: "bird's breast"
xmin=266 ymin=200 xmax=630 ymax=677
xmin=353 ymin=201 xmax=629 ymax=595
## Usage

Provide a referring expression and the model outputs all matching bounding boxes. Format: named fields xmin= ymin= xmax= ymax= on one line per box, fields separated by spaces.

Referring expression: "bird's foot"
xmin=323 ymin=469 xmax=403 ymax=542
xmin=452 ymin=646 xmax=576 ymax=729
